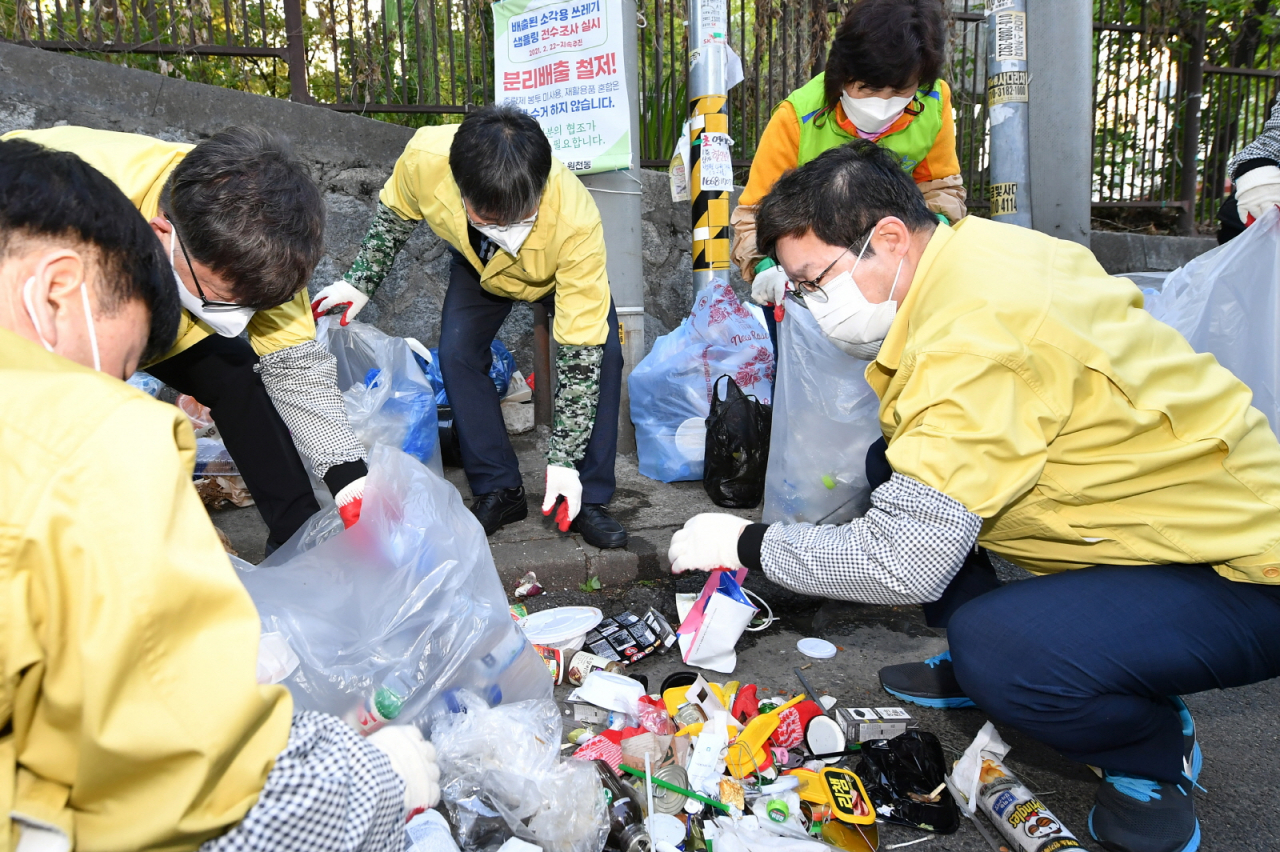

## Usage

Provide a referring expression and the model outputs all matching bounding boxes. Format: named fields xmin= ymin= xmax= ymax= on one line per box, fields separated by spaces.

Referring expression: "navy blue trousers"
xmin=438 ymin=250 xmax=622 ymax=503
xmin=865 ymin=437 xmax=1280 ymax=782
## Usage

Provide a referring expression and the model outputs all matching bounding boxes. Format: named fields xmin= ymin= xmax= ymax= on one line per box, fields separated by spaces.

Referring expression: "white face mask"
xmin=840 ymin=91 xmax=915 ymax=135
xmin=23 ymin=275 xmax=101 ymax=372
xmin=471 ymin=212 xmax=538 ymax=256
xmin=171 ymin=229 xmax=255 ymax=338
xmin=805 ymin=235 xmax=905 ymax=360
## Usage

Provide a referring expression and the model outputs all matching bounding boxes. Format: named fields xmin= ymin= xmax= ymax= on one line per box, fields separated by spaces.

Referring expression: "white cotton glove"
xmin=668 ymin=513 xmax=751 ymax=574
xmin=1237 ymin=165 xmax=1280 ymax=224
xmin=750 ymin=264 xmax=790 ymax=307
xmin=542 ymin=464 xmax=583 ymax=531
xmin=367 ymin=725 xmax=441 ymax=816
xmin=310 ymin=280 xmax=370 ymax=326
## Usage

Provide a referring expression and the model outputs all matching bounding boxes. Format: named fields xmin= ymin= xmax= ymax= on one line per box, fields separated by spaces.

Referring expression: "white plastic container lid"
xmin=519 ymin=606 xmax=603 ymax=646
xmin=797 ymin=637 xmax=838 ymax=659
xmin=806 ymin=715 xmax=847 ymax=764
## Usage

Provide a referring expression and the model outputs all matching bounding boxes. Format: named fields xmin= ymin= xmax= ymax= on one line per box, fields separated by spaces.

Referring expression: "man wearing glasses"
xmin=668 ymin=140 xmax=1280 ymax=852
xmin=4 ymin=125 xmax=370 ymax=548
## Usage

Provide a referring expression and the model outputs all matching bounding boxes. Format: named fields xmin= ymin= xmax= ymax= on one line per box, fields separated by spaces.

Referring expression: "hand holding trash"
xmin=542 ymin=464 xmax=583 ymax=532
xmin=367 ymin=725 xmax=442 ymax=816
xmin=668 ymin=513 xmax=750 ymax=573
xmin=1237 ymin=165 xmax=1280 ymax=224
xmin=311 ymin=280 xmax=370 ymax=326
xmin=335 ymin=475 xmax=366 ymax=528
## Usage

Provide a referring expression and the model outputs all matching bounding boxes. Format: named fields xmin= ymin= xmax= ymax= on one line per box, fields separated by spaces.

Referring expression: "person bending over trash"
xmin=316 ymin=104 xmax=627 ymax=549
xmin=1217 ymin=87 xmax=1280 ymax=243
xmin=0 ymin=138 xmax=439 ymax=851
xmin=667 ymin=139 xmax=1280 ymax=852
xmin=1 ymin=125 xmax=370 ymax=550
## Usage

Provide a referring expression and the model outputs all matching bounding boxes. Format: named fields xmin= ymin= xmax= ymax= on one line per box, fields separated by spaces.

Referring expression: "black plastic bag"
xmin=703 ymin=375 xmax=772 ymax=508
xmin=854 ymin=731 xmax=959 ymax=834
xmin=436 ymin=404 xmax=465 ymax=468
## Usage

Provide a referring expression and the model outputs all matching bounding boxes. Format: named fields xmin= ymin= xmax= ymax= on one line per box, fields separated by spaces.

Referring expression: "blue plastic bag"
xmin=418 ymin=340 xmax=517 ymax=406
xmin=629 ymin=279 xmax=774 ymax=482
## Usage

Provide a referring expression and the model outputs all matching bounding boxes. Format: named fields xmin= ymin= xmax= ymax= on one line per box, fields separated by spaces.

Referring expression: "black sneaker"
xmin=1088 ymin=697 xmax=1203 ymax=852
xmin=470 ymin=486 xmax=528 ymax=536
xmin=570 ymin=503 xmax=628 ymax=549
xmin=878 ymin=650 xmax=976 ymax=709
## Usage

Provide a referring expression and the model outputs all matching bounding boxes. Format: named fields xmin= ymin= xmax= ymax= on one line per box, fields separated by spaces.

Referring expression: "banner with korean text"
xmin=492 ymin=0 xmax=631 ymax=175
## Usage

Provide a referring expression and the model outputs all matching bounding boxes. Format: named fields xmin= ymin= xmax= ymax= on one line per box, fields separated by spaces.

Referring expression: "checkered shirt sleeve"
xmin=761 ymin=472 xmax=982 ymax=605
xmin=1231 ymin=90 xmax=1280 ymax=177
xmin=257 ymin=340 xmax=367 ymax=479
xmin=200 ymin=711 xmax=405 ymax=852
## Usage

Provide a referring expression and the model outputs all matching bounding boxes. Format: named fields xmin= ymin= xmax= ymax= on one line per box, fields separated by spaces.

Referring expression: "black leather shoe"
xmin=470 ymin=486 xmax=528 ymax=536
xmin=571 ymin=503 xmax=628 ymax=549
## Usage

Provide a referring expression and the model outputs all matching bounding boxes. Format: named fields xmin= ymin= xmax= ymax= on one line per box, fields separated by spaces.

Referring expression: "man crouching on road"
xmin=0 ymin=138 xmax=438 ymax=851
xmin=667 ymin=139 xmax=1280 ymax=852
xmin=2 ymin=124 xmax=371 ymax=548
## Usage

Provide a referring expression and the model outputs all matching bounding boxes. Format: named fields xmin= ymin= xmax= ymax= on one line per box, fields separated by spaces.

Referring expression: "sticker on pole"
xmin=987 ymin=70 xmax=1029 ymax=106
xmin=994 ymin=11 xmax=1027 ymax=62
xmin=492 ymin=0 xmax=632 ymax=175
xmin=989 ymin=182 xmax=1019 ymax=217
xmin=699 ymin=132 xmax=734 ymax=192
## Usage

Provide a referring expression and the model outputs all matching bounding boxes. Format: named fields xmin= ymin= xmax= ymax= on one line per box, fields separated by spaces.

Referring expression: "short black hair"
xmin=449 ymin=104 xmax=552 ymax=225
xmin=0 ymin=137 xmax=178 ymax=363
xmin=161 ymin=126 xmax=325 ymax=310
xmin=756 ymin=140 xmax=937 ymax=261
xmin=824 ymin=0 xmax=947 ymax=110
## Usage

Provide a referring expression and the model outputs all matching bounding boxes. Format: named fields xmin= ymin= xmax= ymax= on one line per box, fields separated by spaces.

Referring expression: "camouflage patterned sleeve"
xmin=547 ymin=343 xmax=603 ymax=468
xmin=344 ymin=202 xmax=420 ymax=297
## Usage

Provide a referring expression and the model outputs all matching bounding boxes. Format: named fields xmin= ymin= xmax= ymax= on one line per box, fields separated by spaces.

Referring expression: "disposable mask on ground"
xmin=171 ymin=230 xmax=255 ymax=338
xmin=23 ymin=275 xmax=101 ymax=371
xmin=840 ymin=91 xmax=914 ymax=135
xmin=472 ymin=212 xmax=538 ymax=256
xmin=806 ymin=236 xmax=904 ymax=360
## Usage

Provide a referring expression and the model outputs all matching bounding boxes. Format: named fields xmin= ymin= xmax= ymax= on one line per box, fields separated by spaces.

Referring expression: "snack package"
xmin=583 ymin=609 xmax=676 ymax=665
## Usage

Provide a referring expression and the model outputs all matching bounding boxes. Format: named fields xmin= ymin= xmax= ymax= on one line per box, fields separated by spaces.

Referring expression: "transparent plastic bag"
xmin=432 ymin=696 xmax=608 ymax=852
xmin=1143 ymin=205 xmax=1280 ymax=434
xmin=629 ymin=279 xmax=774 ymax=482
xmin=762 ymin=298 xmax=883 ymax=524
xmin=234 ymin=444 xmax=552 ymax=731
xmin=317 ymin=317 xmax=442 ymax=472
xmin=126 ymin=371 xmax=164 ymax=397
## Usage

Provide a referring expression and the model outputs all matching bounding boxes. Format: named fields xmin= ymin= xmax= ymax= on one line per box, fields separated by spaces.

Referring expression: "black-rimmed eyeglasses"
xmin=170 ymin=219 xmax=244 ymax=311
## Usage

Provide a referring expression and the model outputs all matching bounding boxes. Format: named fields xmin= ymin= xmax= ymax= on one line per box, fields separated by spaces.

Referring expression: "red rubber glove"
xmin=336 ymin=476 xmax=366 ymax=529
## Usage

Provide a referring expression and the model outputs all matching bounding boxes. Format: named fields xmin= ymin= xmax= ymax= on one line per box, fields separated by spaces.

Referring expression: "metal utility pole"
xmin=986 ymin=0 xmax=1032 ymax=228
xmin=1177 ymin=9 xmax=1207 ymax=236
xmin=688 ymin=0 xmax=732 ymax=290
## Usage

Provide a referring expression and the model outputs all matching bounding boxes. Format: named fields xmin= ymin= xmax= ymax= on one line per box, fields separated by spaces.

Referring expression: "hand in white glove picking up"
xmin=542 ymin=464 xmax=583 ymax=532
xmin=1237 ymin=165 xmax=1280 ymax=225
xmin=668 ymin=513 xmax=750 ymax=574
xmin=367 ymin=725 xmax=441 ymax=818
xmin=311 ymin=280 xmax=370 ymax=326
xmin=750 ymin=264 xmax=790 ymax=307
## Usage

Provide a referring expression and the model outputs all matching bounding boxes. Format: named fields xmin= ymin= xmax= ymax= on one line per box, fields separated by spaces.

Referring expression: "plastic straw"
xmin=618 ymin=764 xmax=732 ymax=813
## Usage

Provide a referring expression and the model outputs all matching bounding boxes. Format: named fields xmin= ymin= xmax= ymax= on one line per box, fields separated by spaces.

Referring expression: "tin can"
xmin=533 ymin=644 xmax=563 ymax=685
xmin=673 ymin=702 xmax=708 ymax=729
xmin=566 ymin=651 xmax=624 ymax=686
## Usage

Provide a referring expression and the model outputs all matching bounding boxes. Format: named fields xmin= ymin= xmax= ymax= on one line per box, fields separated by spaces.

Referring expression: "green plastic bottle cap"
xmin=822 ymin=475 xmax=837 ymax=490
xmin=373 ymin=687 xmax=406 ymax=720
xmin=766 ymin=799 xmax=790 ymax=822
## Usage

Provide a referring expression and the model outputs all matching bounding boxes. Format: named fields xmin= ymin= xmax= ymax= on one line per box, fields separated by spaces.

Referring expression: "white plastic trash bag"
xmin=317 ymin=316 xmax=442 ymax=472
xmin=762 ymin=298 xmax=883 ymax=524
xmin=1143 ymin=205 xmax=1280 ymax=434
xmin=235 ymin=444 xmax=552 ymax=731
xmin=629 ymin=279 xmax=774 ymax=482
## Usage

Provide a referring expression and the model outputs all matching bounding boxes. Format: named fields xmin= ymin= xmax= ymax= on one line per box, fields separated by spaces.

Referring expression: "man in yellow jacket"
xmin=1 ymin=125 xmax=371 ymax=548
xmin=668 ymin=141 xmax=1280 ymax=852
xmin=313 ymin=105 xmax=627 ymax=548
xmin=0 ymin=138 xmax=432 ymax=850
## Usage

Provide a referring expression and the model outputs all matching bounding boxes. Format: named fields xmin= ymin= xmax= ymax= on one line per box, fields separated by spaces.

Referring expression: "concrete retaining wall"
xmin=0 ymin=42 xmax=748 ymax=371
xmin=1089 ymin=231 xmax=1218 ymax=274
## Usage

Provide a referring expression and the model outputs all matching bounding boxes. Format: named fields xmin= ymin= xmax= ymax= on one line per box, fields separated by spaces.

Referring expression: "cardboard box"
xmin=832 ymin=706 xmax=917 ymax=742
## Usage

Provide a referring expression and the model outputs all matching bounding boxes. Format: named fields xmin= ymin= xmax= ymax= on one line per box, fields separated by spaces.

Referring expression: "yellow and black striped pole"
xmin=688 ymin=0 xmax=731 ymax=290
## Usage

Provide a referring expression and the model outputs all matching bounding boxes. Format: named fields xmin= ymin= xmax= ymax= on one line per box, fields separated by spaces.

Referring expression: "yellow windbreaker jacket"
xmin=378 ymin=124 xmax=612 ymax=347
xmin=0 ymin=127 xmax=316 ymax=362
xmin=0 ymin=330 xmax=292 ymax=851
xmin=870 ymin=218 xmax=1280 ymax=582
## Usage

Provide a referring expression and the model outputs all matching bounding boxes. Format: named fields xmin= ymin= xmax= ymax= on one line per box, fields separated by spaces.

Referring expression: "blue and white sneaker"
xmin=1088 ymin=697 xmax=1204 ymax=852
xmin=878 ymin=650 xmax=977 ymax=709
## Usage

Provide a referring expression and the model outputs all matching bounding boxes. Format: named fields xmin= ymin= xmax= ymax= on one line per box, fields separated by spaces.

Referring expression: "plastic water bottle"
xmin=345 ymin=671 xmax=417 ymax=735
xmin=404 ymin=808 xmax=460 ymax=852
